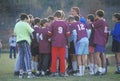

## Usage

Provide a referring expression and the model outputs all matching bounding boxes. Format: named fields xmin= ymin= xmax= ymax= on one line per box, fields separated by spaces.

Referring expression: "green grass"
xmin=0 ymin=53 xmax=120 ymax=81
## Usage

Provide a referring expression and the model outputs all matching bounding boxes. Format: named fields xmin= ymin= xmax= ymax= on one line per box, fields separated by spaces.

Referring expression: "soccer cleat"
xmin=27 ymin=74 xmax=35 ymax=78
xmin=115 ymin=71 xmax=120 ymax=74
xmin=59 ymin=73 xmax=65 ymax=77
xmin=49 ymin=73 xmax=57 ymax=77
xmin=94 ymin=71 xmax=103 ymax=76
xmin=73 ymin=73 xmax=83 ymax=76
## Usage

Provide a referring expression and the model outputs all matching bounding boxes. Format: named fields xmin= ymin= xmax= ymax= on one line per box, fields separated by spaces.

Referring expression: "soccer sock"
xmin=102 ymin=67 xmax=106 ymax=73
xmin=94 ymin=64 xmax=98 ymax=73
xmin=78 ymin=66 xmax=83 ymax=75
xmin=31 ymin=61 xmax=35 ymax=71
xmin=34 ymin=62 xmax=38 ymax=71
xmin=98 ymin=67 xmax=103 ymax=73
xmin=89 ymin=63 xmax=94 ymax=74
xmin=72 ymin=61 xmax=77 ymax=71
xmin=82 ymin=66 xmax=85 ymax=75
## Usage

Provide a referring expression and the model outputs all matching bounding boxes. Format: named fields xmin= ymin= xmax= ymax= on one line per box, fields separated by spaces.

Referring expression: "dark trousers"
xmin=38 ymin=54 xmax=51 ymax=71
xmin=10 ymin=46 xmax=16 ymax=59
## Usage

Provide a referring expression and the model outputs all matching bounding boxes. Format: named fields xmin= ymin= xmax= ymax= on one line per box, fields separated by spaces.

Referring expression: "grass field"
xmin=0 ymin=53 xmax=120 ymax=81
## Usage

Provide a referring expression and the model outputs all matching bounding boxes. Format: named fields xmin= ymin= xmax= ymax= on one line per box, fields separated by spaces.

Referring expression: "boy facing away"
xmin=48 ymin=10 xmax=70 ymax=77
xmin=93 ymin=10 xmax=109 ymax=76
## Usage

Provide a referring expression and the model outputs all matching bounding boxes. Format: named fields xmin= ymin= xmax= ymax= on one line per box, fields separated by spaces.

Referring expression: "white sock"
xmin=89 ymin=63 xmax=94 ymax=74
xmin=102 ymin=68 xmax=106 ymax=73
xmin=78 ymin=66 xmax=83 ymax=76
xmin=82 ymin=66 xmax=85 ymax=75
xmin=72 ymin=61 xmax=77 ymax=71
xmin=94 ymin=64 xmax=98 ymax=73
xmin=31 ymin=61 xmax=35 ymax=71
xmin=98 ymin=67 xmax=103 ymax=73
xmin=34 ymin=62 xmax=38 ymax=71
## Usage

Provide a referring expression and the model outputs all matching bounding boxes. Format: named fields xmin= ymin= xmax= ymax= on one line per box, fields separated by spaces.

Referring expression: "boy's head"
xmin=74 ymin=15 xmax=80 ymax=21
xmin=40 ymin=18 xmax=49 ymax=27
xmin=67 ymin=15 xmax=75 ymax=23
xmin=95 ymin=9 xmax=105 ymax=19
xmin=19 ymin=13 xmax=28 ymax=21
xmin=112 ymin=13 xmax=120 ymax=22
xmin=48 ymin=16 xmax=54 ymax=22
xmin=54 ymin=10 xmax=64 ymax=19
xmin=71 ymin=7 xmax=80 ymax=16
xmin=34 ymin=17 xmax=41 ymax=26
xmin=87 ymin=14 xmax=95 ymax=23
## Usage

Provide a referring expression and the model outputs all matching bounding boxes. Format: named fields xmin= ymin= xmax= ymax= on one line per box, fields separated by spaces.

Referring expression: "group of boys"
xmin=14 ymin=7 xmax=120 ymax=79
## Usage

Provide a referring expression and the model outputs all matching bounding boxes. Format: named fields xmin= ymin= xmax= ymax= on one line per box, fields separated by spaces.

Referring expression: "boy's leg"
xmin=41 ymin=54 xmax=50 ymax=75
xmin=17 ymin=43 xmax=25 ymax=78
xmin=115 ymin=53 xmax=120 ymax=73
xmin=74 ymin=55 xmax=83 ymax=76
xmin=72 ymin=55 xmax=77 ymax=72
xmin=59 ymin=47 xmax=66 ymax=73
xmin=13 ymin=47 xmax=16 ymax=59
xmin=50 ymin=47 xmax=58 ymax=73
xmin=10 ymin=46 xmax=12 ymax=59
xmin=100 ymin=53 xmax=106 ymax=74
xmin=23 ymin=42 xmax=33 ymax=78
xmin=14 ymin=53 xmax=20 ymax=75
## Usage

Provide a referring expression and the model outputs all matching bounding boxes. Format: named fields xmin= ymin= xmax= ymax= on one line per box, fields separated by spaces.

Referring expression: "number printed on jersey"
xmin=39 ymin=34 xmax=43 ymax=40
xmin=77 ymin=24 xmax=85 ymax=31
xmin=58 ymin=27 xmax=63 ymax=34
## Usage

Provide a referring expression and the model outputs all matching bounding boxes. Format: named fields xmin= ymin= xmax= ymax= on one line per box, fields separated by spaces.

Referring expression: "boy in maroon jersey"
xmin=68 ymin=15 xmax=89 ymax=76
xmin=31 ymin=17 xmax=40 ymax=75
xmin=48 ymin=10 xmax=70 ymax=77
xmin=93 ymin=10 xmax=109 ymax=76
xmin=87 ymin=14 xmax=97 ymax=75
xmin=38 ymin=18 xmax=51 ymax=76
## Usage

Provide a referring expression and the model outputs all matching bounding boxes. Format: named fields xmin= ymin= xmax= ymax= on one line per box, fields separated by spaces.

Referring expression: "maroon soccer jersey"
xmin=48 ymin=20 xmax=70 ymax=47
xmin=31 ymin=25 xmax=40 ymax=48
xmin=34 ymin=25 xmax=40 ymax=33
xmin=93 ymin=19 xmax=108 ymax=46
xmin=72 ymin=21 xmax=88 ymax=41
xmin=38 ymin=27 xmax=51 ymax=54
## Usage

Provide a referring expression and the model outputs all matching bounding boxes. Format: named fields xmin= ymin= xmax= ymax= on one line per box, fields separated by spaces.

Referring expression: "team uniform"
xmin=74 ymin=21 xmax=89 ymax=55
xmin=14 ymin=20 xmax=34 ymax=78
xmin=31 ymin=25 xmax=39 ymax=57
xmin=93 ymin=19 xmax=108 ymax=53
xmin=48 ymin=20 xmax=70 ymax=74
xmin=38 ymin=27 xmax=51 ymax=75
xmin=68 ymin=23 xmax=76 ymax=54
xmin=87 ymin=23 xmax=95 ymax=53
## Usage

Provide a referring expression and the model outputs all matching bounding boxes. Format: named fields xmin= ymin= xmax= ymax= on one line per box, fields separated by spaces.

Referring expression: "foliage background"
xmin=0 ymin=0 xmax=120 ymax=52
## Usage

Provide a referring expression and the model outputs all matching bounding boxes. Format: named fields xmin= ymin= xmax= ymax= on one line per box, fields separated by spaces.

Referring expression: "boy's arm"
xmin=111 ymin=24 xmax=120 ymax=37
xmin=48 ymin=25 xmax=53 ymax=36
xmin=92 ymin=20 xmax=102 ymax=29
xmin=66 ymin=24 xmax=70 ymax=37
